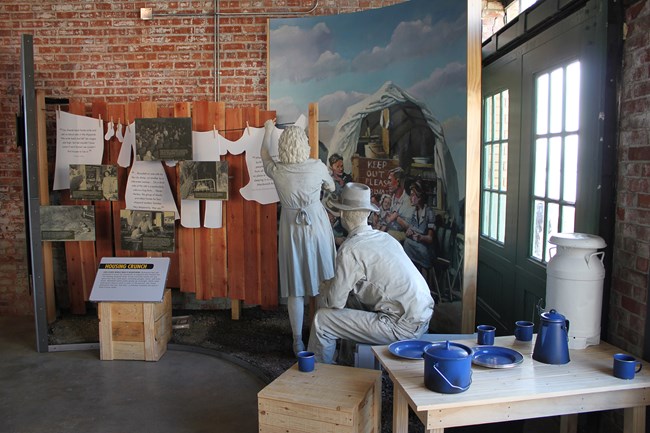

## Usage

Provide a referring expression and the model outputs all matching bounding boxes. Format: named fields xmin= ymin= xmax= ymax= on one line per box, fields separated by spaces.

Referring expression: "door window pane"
xmin=534 ymin=138 xmax=547 ymax=197
xmin=532 ymin=199 xmax=545 ymax=259
xmin=481 ymin=89 xmax=509 ymax=244
xmin=562 ymin=205 xmax=575 ymax=233
xmin=484 ymin=143 xmax=492 ymax=188
xmin=549 ymin=68 xmax=564 ymax=134
xmin=547 ymin=136 xmax=562 ymax=200
xmin=546 ymin=203 xmax=560 ymax=261
xmin=564 ymin=134 xmax=579 ymax=202
xmin=565 ymin=61 xmax=580 ymax=132
xmin=484 ymin=96 xmax=493 ymax=142
xmin=536 ymin=74 xmax=549 ymax=135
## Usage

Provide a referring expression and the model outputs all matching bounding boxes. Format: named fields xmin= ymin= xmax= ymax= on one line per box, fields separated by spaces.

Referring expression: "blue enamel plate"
xmin=388 ymin=339 xmax=434 ymax=360
xmin=472 ymin=346 xmax=524 ymax=368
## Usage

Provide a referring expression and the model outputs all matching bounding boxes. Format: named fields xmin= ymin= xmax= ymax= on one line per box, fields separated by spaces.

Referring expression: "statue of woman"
xmin=261 ymin=120 xmax=336 ymax=355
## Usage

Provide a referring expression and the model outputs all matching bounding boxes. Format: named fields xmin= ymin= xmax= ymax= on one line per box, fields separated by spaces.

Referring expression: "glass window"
xmin=481 ymin=89 xmax=509 ymax=244
xmin=530 ymin=61 xmax=580 ymax=262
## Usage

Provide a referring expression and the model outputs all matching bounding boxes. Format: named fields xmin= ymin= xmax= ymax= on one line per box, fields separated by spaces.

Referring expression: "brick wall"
xmin=610 ymin=0 xmax=650 ymax=355
xmin=0 ymin=0 xmax=406 ymax=316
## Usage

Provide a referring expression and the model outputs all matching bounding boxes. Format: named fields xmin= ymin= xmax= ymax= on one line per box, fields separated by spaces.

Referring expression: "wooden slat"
xmin=120 ymin=102 xmax=144 ymax=259
xmin=210 ymin=102 xmax=229 ymax=298
xmin=225 ymin=108 xmax=246 ymax=303
xmin=158 ymin=103 xmax=187 ymax=288
xmin=143 ymin=301 xmax=155 ymax=360
xmin=242 ymin=106 xmax=262 ymax=305
xmin=307 ymin=104 xmax=320 ymax=320
xmin=63 ymin=100 xmax=96 ymax=314
xmin=187 ymin=101 xmax=210 ymax=299
xmin=209 ymin=101 xmax=229 ymax=299
xmin=91 ymin=101 xmax=115 ymax=264
xmin=190 ymin=101 xmax=220 ymax=300
xmin=462 ymin=0 xmax=482 ymax=333
xmin=106 ymin=104 xmax=129 ymax=257
xmin=139 ymin=102 xmax=164 ymax=263
xmin=98 ymin=301 xmax=113 ymax=360
xmin=308 ymin=102 xmax=319 ymax=159
xmin=157 ymin=107 xmax=174 ymax=118
xmin=36 ymin=90 xmax=56 ymax=322
xmin=164 ymin=102 xmax=192 ymax=293
xmin=259 ymin=110 xmax=278 ymax=310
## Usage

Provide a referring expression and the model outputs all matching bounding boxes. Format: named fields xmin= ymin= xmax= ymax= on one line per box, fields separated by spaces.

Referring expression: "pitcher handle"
xmin=433 ymin=363 xmax=472 ymax=392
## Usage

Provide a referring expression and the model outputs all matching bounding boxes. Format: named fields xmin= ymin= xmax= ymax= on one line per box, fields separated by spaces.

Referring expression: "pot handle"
xmin=433 ymin=363 xmax=472 ymax=392
xmin=585 ymin=251 xmax=605 ymax=268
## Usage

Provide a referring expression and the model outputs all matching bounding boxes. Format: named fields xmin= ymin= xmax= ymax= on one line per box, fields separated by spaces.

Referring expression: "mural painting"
xmin=269 ymin=0 xmax=467 ymax=303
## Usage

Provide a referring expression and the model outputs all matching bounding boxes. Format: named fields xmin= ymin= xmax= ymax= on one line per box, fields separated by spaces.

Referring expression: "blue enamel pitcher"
xmin=532 ymin=309 xmax=570 ymax=365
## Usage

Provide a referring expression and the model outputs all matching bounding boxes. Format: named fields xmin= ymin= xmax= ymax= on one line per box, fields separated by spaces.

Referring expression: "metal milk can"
xmin=545 ymin=233 xmax=606 ymax=349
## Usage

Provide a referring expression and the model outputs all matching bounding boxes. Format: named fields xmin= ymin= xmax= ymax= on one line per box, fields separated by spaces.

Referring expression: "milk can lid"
xmin=549 ymin=233 xmax=606 ymax=249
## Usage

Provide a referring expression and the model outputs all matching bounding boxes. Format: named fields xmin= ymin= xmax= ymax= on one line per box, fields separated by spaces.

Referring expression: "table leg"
xmin=624 ymin=406 xmax=646 ymax=433
xmin=393 ymin=385 xmax=409 ymax=433
xmin=559 ymin=414 xmax=578 ymax=433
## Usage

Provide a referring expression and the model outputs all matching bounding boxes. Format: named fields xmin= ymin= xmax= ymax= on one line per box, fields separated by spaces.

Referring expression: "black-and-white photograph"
xmin=119 ymin=209 xmax=175 ymax=253
xmin=179 ymin=161 xmax=229 ymax=200
xmin=69 ymin=164 xmax=119 ymax=201
xmin=40 ymin=205 xmax=96 ymax=241
xmin=135 ymin=117 xmax=192 ymax=161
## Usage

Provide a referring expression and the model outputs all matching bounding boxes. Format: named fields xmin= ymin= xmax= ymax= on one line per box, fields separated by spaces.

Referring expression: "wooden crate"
xmin=258 ymin=363 xmax=381 ymax=433
xmin=98 ymin=289 xmax=172 ymax=361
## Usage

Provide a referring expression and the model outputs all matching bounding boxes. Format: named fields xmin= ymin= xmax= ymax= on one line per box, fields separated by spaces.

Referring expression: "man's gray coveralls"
xmin=308 ymin=225 xmax=435 ymax=364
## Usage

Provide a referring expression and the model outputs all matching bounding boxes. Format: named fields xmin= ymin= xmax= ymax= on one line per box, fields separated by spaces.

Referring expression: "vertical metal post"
xmin=21 ymin=34 xmax=49 ymax=352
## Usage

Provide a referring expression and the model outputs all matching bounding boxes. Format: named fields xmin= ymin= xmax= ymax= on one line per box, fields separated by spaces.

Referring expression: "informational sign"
xmin=89 ymin=257 xmax=170 ymax=302
xmin=54 ymin=110 xmax=104 ymax=190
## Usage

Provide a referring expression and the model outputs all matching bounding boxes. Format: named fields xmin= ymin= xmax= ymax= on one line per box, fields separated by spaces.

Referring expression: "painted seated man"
xmin=308 ymin=182 xmax=434 ymax=364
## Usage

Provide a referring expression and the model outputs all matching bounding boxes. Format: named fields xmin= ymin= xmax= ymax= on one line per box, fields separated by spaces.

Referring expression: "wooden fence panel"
xmin=50 ymin=100 xmax=279 ymax=314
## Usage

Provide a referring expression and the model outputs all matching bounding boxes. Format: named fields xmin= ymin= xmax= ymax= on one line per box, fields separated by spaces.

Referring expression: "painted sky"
xmin=269 ymin=0 xmax=468 ymax=193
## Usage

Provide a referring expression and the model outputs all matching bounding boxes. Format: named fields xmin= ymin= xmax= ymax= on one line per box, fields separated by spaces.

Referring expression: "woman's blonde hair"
xmin=278 ymin=126 xmax=310 ymax=164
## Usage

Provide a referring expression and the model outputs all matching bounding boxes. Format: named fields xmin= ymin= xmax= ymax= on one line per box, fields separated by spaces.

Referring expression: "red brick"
xmin=621 ymin=295 xmax=644 ymax=316
xmin=628 ymin=146 xmax=650 ymax=161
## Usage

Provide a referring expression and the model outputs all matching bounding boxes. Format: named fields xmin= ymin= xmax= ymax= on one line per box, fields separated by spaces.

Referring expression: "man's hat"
xmin=329 ymin=182 xmax=379 ymax=212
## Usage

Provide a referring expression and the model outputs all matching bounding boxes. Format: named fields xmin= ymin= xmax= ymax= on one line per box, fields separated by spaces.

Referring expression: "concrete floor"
xmin=0 ymin=315 xmax=266 ymax=433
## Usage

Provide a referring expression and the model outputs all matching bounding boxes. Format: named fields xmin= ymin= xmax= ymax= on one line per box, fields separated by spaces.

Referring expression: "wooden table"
xmin=372 ymin=335 xmax=650 ymax=433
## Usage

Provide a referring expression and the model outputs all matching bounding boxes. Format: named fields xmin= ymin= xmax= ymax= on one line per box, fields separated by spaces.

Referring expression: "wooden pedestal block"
xmin=98 ymin=289 xmax=171 ymax=361
xmin=258 ymin=363 xmax=381 ymax=433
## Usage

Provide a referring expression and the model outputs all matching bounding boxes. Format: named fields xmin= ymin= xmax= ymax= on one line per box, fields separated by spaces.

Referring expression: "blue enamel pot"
xmin=423 ymin=341 xmax=473 ymax=394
